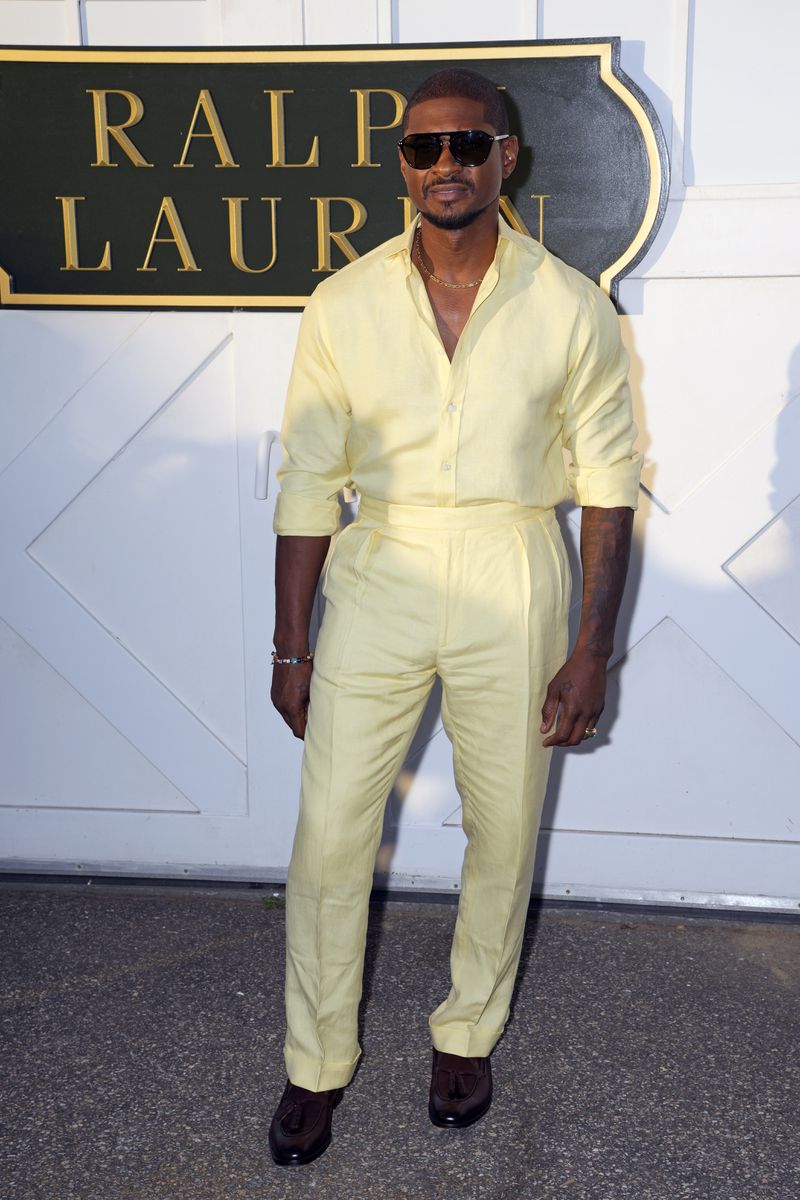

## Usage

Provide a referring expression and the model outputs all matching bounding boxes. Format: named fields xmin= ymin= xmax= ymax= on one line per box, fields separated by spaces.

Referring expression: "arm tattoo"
xmin=574 ymin=506 xmax=634 ymax=661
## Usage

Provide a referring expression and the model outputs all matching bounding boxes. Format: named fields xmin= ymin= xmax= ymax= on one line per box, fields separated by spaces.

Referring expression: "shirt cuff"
xmin=273 ymin=491 xmax=341 ymax=536
xmin=568 ymin=454 xmax=643 ymax=509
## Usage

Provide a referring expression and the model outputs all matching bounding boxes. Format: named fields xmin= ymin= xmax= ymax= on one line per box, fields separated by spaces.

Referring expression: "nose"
xmin=434 ymin=137 xmax=460 ymax=173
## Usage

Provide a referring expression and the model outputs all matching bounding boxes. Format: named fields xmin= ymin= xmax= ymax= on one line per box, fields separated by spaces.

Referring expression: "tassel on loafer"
xmin=268 ymin=1080 xmax=344 ymax=1166
xmin=428 ymin=1048 xmax=492 ymax=1128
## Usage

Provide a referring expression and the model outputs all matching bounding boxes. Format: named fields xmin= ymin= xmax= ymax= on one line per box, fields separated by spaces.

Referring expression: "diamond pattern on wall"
xmin=27 ymin=344 xmax=246 ymax=760
xmin=0 ymin=619 xmax=195 ymax=813
xmin=725 ymin=494 xmax=800 ymax=647
xmin=619 ymin=278 xmax=800 ymax=512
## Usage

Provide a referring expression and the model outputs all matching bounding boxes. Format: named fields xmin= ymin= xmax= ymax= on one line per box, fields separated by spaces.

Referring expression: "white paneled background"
xmin=1 ymin=0 xmax=798 ymax=912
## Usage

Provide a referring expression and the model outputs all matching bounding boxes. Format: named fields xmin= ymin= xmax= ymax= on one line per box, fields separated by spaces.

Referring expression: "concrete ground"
xmin=1 ymin=879 xmax=798 ymax=1200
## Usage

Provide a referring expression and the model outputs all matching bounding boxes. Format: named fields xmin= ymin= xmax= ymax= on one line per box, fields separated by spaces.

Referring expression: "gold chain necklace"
xmin=414 ymin=225 xmax=485 ymax=290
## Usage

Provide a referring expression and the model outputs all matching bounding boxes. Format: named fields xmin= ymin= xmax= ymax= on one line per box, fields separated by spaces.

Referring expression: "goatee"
xmin=420 ymin=200 xmax=494 ymax=231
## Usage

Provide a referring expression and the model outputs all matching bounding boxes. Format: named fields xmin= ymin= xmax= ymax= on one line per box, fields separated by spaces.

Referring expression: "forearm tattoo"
xmin=575 ymin=506 xmax=634 ymax=660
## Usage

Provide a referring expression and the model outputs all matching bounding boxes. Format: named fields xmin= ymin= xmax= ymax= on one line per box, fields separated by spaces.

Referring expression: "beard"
xmin=419 ymin=198 xmax=495 ymax=231
xmin=418 ymin=174 xmax=500 ymax=230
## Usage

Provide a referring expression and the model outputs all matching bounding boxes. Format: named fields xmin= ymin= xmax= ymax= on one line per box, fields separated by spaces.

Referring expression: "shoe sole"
xmin=269 ymin=1131 xmax=332 ymax=1167
xmin=428 ymin=1096 xmax=492 ymax=1129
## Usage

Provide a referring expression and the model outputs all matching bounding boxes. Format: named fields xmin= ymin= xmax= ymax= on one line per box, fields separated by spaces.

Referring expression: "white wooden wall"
xmin=1 ymin=0 xmax=798 ymax=913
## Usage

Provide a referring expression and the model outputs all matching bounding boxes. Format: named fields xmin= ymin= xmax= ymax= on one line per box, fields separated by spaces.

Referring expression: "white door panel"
xmin=621 ymin=277 xmax=800 ymax=514
xmin=1 ymin=0 xmax=797 ymax=909
xmin=81 ymin=0 xmax=219 ymax=45
xmin=219 ymin=0 xmax=303 ymax=45
xmin=397 ymin=0 xmax=536 ymax=42
xmin=0 ymin=0 xmax=75 ymax=43
xmin=0 ymin=312 xmax=147 ymax=475
xmin=28 ymin=339 xmax=246 ymax=761
xmin=728 ymin=496 xmax=800 ymax=645
xmin=688 ymin=0 xmax=800 ymax=186
xmin=0 ymin=618 xmax=196 ymax=814
xmin=0 ymin=314 xmax=250 ymax=870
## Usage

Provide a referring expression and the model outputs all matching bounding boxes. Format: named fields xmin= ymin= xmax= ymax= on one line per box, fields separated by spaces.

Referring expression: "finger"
xmin=566 ymin=711 xmax=597 ymax=747
xmin=576 ymin=714 xmax=600 ymax=747
xmin=283 ymin=704 xmax=306 ymax=739
xmin=542 ymin=703 xmax=568 ymax=746
xmin=294 ymin=705 xmax=308 ymax=740
xmin=540 ymin=688 xmax=559 ymax=733
xmin=545 ymin=704 xmax=581 ymax=747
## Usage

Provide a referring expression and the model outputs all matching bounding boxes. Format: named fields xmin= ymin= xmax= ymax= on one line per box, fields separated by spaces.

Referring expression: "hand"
xmin=540 ymin=650 xmax=607 ymax=748
xmin=271 ymin=661 xmax=314 ymax=740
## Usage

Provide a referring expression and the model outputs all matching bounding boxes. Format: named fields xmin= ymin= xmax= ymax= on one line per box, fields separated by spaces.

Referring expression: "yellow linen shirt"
xmin=273 ymin=214 xmax=642 ymax=537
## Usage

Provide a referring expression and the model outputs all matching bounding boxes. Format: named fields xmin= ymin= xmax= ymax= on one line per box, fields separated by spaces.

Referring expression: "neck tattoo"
xmin=414 ymin=225 xmax=486 ymax=290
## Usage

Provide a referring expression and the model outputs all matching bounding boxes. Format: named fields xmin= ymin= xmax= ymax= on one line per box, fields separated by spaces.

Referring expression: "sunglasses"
xmin=397 ymin=129 xmax=510 ymax=170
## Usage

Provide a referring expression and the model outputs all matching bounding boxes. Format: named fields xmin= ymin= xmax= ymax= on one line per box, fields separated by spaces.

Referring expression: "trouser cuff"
xmin=429 ymin=1022 xmax=504 ymax=1058
xmin=284 ymin=1046 xmax=360 ymax=1091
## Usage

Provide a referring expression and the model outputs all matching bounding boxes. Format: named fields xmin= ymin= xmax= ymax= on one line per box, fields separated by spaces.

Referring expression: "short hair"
xmin=402 ymin=68 xmax=509 ymax=135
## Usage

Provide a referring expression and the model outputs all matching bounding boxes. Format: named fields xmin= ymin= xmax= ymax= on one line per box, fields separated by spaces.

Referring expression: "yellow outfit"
xmin=274 ymin=215 xmax=641 ymax=1092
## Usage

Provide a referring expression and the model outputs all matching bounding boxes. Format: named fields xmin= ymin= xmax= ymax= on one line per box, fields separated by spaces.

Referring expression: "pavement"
xmin=1 ymin=878 xmax=798 ymax=1200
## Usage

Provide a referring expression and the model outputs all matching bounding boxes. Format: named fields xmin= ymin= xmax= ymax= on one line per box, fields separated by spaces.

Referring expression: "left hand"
xmin=540 ymin=650 xmax=607 ymax=747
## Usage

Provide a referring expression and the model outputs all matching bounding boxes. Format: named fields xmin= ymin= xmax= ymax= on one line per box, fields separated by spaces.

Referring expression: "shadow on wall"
xmin=721 ymin=343 xmax=800 ymax=640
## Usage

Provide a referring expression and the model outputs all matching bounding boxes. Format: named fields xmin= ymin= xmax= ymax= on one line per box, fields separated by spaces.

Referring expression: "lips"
xmin=425 ymin=181 xmax=471 ymax=202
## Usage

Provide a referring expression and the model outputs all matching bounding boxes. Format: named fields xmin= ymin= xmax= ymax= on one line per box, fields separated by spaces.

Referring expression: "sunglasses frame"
xmin=397 ymin=129 xmax=510 ymax=169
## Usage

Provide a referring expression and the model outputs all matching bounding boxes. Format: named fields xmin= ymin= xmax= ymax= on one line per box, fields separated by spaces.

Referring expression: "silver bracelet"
xmin=271 ymin=651 xmax=314 ymax=666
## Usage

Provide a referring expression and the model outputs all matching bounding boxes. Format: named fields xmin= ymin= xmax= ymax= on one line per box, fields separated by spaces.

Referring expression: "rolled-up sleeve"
xmin=272 ymin=288 xmax=352 ymax=536
xmin=560 ymin=283 xmax=643 ymax=509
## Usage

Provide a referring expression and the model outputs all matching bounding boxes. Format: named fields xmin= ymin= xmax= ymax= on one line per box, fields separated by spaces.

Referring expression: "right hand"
xmin=271 ymin=661 xmax=314 ymax=739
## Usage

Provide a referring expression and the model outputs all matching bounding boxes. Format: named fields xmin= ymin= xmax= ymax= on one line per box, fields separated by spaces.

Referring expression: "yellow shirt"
xmin=273 ymin=214 xmax=642 ymax=537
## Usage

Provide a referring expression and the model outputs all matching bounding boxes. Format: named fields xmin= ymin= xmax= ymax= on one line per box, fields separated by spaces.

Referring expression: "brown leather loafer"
xmin=268 ymin=1079 xmax=343 ymax=1166
xmin=428 ymin=1048 xmax=492 ymax=1128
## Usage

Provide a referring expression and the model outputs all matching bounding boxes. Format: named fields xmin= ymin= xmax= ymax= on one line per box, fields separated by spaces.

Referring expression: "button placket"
xmin=436 ymin=363 xmax=465 ymax=505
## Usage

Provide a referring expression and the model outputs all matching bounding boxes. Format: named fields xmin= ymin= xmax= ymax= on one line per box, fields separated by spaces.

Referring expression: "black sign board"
xmin=0 ymin=40 xmax=669 ymax=309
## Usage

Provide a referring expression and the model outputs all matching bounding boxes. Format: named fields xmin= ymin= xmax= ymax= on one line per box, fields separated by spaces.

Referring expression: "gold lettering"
xmin=498 ymin=196 xmax=531 ymax=236
xmin=311 ymin=197 xmax=367 ymax=272
xmin=137 ymin=196 xmax=200 ymax=272
xmin=223 ymin=197 xmax=280 ymax=273
xmin=498 ymin=195 xmax=551 ymax=242
xmin=351 ymin=88 xmax=406 ymax=167
xmin=531 ymin=194 xmax=551 ymax=242
xmin=174 ymin=88 xmax=239 ymax=169
xmin=56 ymin=196 xmax=112 ymax=271
xmin=397 ymin=195 xmax=418 ymax=230
xmin=87 ymin=89 xmax=153 ymax=168
xmin=265 ymin=90 xmax=319 ymax=168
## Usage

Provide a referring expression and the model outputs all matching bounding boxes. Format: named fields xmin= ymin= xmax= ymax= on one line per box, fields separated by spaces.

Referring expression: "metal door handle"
xmin=255 ymin=430 xmax=279 ymax=499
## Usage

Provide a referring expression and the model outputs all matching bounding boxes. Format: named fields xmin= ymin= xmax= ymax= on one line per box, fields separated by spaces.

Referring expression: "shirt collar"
xmin=384 ymin=211 xmax=534 ymax=276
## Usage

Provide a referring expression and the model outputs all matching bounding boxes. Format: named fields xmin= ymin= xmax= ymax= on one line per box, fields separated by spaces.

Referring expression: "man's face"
xmin=398 ymin=95 xmax=518 ymax=230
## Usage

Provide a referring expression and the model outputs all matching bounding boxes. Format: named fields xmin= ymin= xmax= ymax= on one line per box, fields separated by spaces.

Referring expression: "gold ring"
xmin=583 ymin=726 xmax=598 ymax=739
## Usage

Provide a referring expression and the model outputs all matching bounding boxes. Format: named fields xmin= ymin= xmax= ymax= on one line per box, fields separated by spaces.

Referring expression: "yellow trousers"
xmin=284 ymin=497 xmax=571 ymax=1091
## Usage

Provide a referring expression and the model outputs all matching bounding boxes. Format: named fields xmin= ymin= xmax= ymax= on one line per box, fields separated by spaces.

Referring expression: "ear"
xmin=501 ymin=135 xmax=520 ymax=180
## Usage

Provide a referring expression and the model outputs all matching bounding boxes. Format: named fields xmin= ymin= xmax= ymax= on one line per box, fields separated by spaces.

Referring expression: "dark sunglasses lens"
xmin=450 ymin=131 xmax=494 ymax=166
xmin=402 ymin=135 xmax=441 ymax=168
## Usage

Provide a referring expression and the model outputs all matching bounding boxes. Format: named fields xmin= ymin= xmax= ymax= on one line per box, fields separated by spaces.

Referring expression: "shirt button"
xmin=447 ymin=403 xmax=457 ymax=412
xmin=442 ymin=462 xmax=451 ymax=471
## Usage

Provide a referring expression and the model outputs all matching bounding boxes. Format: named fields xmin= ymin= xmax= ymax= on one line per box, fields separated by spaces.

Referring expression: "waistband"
xmin=357 ymin=496 xmax=550 ymax=529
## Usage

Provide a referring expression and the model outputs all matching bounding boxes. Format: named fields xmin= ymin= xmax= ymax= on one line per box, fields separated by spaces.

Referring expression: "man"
xmin=268 ymin=68 xmax=641 ymax=1166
